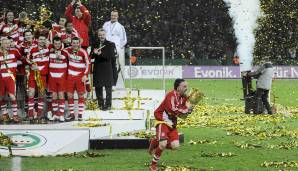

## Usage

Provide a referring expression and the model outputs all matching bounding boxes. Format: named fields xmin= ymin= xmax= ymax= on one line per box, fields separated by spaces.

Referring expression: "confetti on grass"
xmin=201 ymin=152 xmax=236 ymax=158
xmin=188 ymin=139 xmax=217 ymax=145
xmin=261 ymin=161 xmax=298 ymax=168
xmin=56 ymin=152 xmax=107 ymax=158
xmin=118 ymin=130 xmax=155 ymax=139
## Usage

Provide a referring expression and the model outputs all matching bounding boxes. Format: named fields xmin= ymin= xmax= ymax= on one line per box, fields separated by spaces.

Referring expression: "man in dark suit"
xmin=92 ymin=29 xmax=117 ymax=110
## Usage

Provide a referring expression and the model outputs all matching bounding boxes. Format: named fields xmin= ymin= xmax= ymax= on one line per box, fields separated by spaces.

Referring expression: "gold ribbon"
xmin=154 ymin=120 xmax=173 ymax=129
xmin=28 ymin=59 xmax=45 ymax=95
xmin=34 ymin=69 xmax=45 ymax=95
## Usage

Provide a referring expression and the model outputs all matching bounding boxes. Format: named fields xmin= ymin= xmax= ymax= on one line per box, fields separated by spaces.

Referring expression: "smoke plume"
xmin=223 ymin=0 xmax=262 ymax=71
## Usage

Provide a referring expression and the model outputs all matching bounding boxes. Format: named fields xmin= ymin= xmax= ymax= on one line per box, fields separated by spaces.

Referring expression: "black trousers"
xmin=255 ymin=88 xmax=272 ymax=114
xmin=95 ymin=86 xmax=112 ymax=107
xmin=16 ymin=74 xmax=26 ymax=115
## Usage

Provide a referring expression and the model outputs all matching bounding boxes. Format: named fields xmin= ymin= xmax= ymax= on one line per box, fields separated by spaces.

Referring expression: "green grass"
xmin=127 ymin=79 xmax=298 ymax=107
xmin=1 ymin=79 xmax=297 ymax=171
xmin=0 ymin=158 xmax=10 ymax=171
xmin=10 ymin=126 xmax=298 ymax=171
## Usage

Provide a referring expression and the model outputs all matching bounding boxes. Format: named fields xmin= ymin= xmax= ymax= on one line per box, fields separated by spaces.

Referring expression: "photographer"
xmin=246 ymin=61 xmax=274 ymax=114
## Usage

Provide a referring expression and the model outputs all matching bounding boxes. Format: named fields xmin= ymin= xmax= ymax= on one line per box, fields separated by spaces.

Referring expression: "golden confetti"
xmin=85 ymin=100 xmax=99 ymax=110
xmin=118 ymin=130 xmax=155 ymax=139
xmin=261 ymin=161 xmax=298 ymax=168
xmin=201 ymin=152 xmax=236 ymax=157
xmin=188 ymin=139 xmax=217 ymax=145
xmin=75 ymin=122 xmax=109 ymax=128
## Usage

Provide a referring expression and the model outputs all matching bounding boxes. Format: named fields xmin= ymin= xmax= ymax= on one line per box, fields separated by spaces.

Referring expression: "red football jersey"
xmin=63 ymin=47 xmax=89 ymax=79
xmin=0 ymin=49 xmax=22 ymax=78
xmin=49 ymin=47 xmax=68 ymax=79
xmin=27 ymin=46 xmax=50 ymax=76
xmin=154 ymin=90 xmax=189 ymax=128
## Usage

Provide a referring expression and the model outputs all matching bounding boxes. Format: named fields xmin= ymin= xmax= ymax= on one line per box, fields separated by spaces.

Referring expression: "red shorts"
xmin=28 ymin=74 xmax=47 ymax=89
xmin=28 ymin=74 xmax=47 ymax=90
xmin=0 ymin=77 xmax=16 ymax=95
xmin=48 ymin=77 xmax=66 ymax=93
xmin=156 ymin=124 xmax=179 ymax=142
xmin=66 ymin=77 xmax=86 ymax=94
xmin=0 ymin=76 xmax=2 ymax=95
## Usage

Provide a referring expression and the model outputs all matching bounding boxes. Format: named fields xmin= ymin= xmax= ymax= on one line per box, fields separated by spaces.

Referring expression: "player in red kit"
xmin=26 ymin=35 xmax=50 ymax=121
xmin=48 ymin=16 xmax=67 ymax=44
xmin=61 ymin=21 xmax=80 ymax=48
xmin=65 ymin=0 xmax=92 ymax=94
xmin=64 ymin=37 xmax=90 ymax=121
xmin=0 ymin=37 xmax=22 ymax=123
xmin=48 ymin=36 xmax=67 ymax=122
xmin=148 ymin=79 xmax=192 ymax=171
xmin=0 ymin=11 xmax=20 ymax=43
xmin=16 ymin=30 xmax=37 ymax=88
xmin=65 ymin=0 xmax=91 ymax=49
xmin=16 ymin=30 xmax=37 ymax=114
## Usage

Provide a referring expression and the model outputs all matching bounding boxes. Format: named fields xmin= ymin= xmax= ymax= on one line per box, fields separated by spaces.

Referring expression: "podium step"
xmin=83 ymin=110 xmax=148 ymax=120
xmin=90 ymin=133 xmax=185 ymax=149
xmin=0 ymin=129 xmax=89 ymax=157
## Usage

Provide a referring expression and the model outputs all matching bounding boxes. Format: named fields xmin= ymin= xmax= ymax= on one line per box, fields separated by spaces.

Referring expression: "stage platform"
xmin=90 ymin=133 xmax=185 ymax=149
xmin=0 ymin=89 xmax=186 ymax=157
xmin=0 ymin=122 xmax=184 ymax=156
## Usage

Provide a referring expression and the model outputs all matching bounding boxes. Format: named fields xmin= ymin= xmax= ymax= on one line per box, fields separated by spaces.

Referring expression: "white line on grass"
xmin=11 ymin=157 xmax=21 ymax=171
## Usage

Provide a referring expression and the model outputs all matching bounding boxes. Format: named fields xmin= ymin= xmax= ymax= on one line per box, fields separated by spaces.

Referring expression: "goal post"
xmin=128 ymin=47 xmax=166 ymax=90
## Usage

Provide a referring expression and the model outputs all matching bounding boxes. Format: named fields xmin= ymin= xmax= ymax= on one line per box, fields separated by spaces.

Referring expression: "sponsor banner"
xmin=183 ymin=66 xmax=240 ymax=79
xmin=123 ymin=65 xmax=298 ymax=79
xmin=0 ymin=130 xmax=89 ymax=156
xmin=124 ymin=66 xmax=182 ymax=79
xmin=274 ymin=66 xmax=298 ymax=78
xmin=182 ymin=66 xmax=298 ymax=79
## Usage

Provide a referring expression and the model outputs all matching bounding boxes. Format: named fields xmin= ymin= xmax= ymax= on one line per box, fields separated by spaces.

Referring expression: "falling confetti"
xmin=254 ymin=0 xmax=298 ymax=65
xmin=1 ymin=0 xmax=236 ymax=62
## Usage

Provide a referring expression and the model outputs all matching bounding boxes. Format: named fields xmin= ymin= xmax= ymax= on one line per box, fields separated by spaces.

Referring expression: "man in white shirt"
xmin=103 ymin=10 xmax=127 ymax=88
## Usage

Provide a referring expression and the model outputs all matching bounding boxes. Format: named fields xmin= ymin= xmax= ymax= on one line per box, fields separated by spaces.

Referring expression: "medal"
xmin=174 ymin=91 xmax=183 ymax=107
xmin=110 ymin=22 xmax=116 ymax=36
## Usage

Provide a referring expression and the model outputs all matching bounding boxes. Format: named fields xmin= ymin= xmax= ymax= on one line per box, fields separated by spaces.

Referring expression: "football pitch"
xmin=0 ymin=79 xmax=297 ymax=171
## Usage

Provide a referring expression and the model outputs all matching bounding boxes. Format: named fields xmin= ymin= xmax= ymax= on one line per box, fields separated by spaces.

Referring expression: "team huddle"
xmin=0 ymin=31 xmax=90 ymax=123
xmin=0 ymin=0 xmax=126 ymax=123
